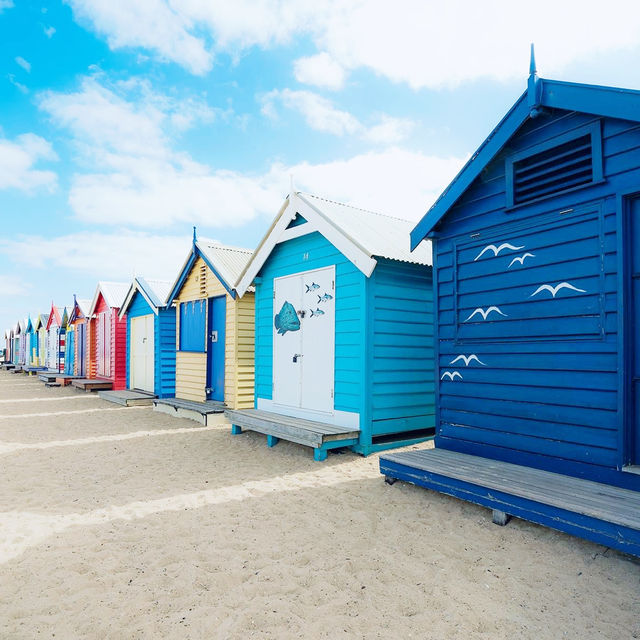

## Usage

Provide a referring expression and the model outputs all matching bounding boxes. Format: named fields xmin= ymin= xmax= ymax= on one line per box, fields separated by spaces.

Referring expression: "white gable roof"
xmin=235 ymin=191 xmax=432 ymax=297
xmin=119 ymin=277 xmax=173 ymax=318
xmin=197 ymin=241 xmax=254 ymax=290
xmin=88 ymin=281 xmax=129 ymax=315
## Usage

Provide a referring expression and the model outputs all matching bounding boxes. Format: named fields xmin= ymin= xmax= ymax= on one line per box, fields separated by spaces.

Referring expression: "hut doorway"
xmin=130 ymin=314 xmax=155 ymax=393
xmin=206 ymin=296 xmax=226 ymax=402
xmin=272 ymin=266 xmax=335 ymax=415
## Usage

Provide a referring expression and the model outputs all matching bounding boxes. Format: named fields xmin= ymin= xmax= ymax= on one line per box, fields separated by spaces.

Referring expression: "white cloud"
xmin=0 ymin=231 xmax=191 ymax=282
xmin=294 ymin=52 xmax=346 ymax=90
xmin=0 ymin=133 xmax=57 ymax=192
xmin=67 ymin=0 xmax=212 ymax=75
xmin=42 ymin=24 xmax=56 ymax=38
xmin=0 ymin=275 xmax=28 ymax=297
xmin=0 ymin=0 xmax=13 ymax=12
xmin=262 ymin=89 xmax=360 ymax=136
xmin=7 ymin=74 xmax=28 ymax=94
xmin=262 ymin=89 xmax=414 ymax=143
xmin=15 ymin=57 xmax=31 ymax=72
xmin=66 ymin=0 xmax=640 ymax=88
xmin=279 ymin=147 xmax=465 ymax=221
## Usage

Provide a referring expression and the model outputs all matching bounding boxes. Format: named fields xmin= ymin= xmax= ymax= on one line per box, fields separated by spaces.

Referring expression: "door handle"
xmin=210 ymin=331 xmax=218 ymax=343
xmin=292 ymin=353 xmax=303 ymax=363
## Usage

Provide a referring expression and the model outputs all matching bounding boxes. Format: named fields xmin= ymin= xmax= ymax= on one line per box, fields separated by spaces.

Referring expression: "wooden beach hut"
xmin=380 ymin=50 xmax=640 ymax=557
xmin=230 ymin=190 xmax=435 ymax=461
xmin=78 ymin=282 xmax=129 ymax=391
xmin=34 ymin=313 xmax=49 ymax=367
xmin=114 ymin=277 xmax=176 ymax=400
xmin=156 ymin=235 xmax=254 ymax=424
xmin=14 ymin=320 xmax=25 ymax=367
xmin=64 ymin=297 xmax=91 ymax=378
xmin=24 ymin=316 xmax=40 ymax=370
xmin=45 ymin=303 xmax=67 ymax=373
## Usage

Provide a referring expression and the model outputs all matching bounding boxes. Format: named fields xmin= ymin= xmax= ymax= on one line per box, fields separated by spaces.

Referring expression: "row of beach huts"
xmin=3 ymin=61 xmax=640 ymax=558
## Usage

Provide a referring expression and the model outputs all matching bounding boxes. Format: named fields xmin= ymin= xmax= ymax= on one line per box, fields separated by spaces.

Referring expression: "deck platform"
xmin=71 ymin=378 xmax=113 ymax=392
xmin=24 ymin=366 xmax=46 ymax=376
xmin=99 ymin=390 xmax=156 ymax=406
xmin=1 ymin=363 xmax=15 ymax=370
xmin=10 ymin=366 xmax=24 ymax=374
xmin=153 ymin=397 xmax=226 ymax=425
xmin=38 ymin=370 xmax=63 ymax=383
xmin=380 ymin=448 xmax=640 ymax=558
xmin=225 ymin=409 xmax=360 ymax=461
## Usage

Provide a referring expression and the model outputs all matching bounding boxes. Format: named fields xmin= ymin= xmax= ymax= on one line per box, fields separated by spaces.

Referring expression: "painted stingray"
xmin=274 ymin=301 xmax=301 ymax=335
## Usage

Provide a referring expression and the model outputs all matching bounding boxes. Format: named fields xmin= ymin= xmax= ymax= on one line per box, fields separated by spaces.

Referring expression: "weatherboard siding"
xmin=430 ymin=108 xmax=638 ymax=485
xmin=254 ymin=230 xmax=365 ymax=415
xmin=368 ymin=259 xmax=435 ymax=436
xmin=173 ymin=255 xmax=252 ymax=408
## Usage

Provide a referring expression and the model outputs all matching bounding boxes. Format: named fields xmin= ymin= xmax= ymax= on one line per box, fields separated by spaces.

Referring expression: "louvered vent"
xmin=512 ymin=134 xmax=593 ymax=205
xmin=199 ymin=263 xmax=207 ymax=296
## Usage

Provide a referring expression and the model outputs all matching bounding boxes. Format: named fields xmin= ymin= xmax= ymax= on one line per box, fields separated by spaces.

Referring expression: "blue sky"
xmin=2 ymin=0 xmax=640 ymax=334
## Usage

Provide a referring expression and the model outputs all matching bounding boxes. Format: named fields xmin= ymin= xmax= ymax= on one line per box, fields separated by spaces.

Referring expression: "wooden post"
xmin=231 ymin=424 xmax=242 ymax=435
xmin=492 ymin=509 xmax=512 ymax=526
xmin=267 ymin=435 xmax=279 ymax=447
xmin=314 ymin=448 xmax=328 ymax=462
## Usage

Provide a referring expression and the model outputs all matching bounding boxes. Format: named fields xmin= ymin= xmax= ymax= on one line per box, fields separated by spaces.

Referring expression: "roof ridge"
xmin=302 ymin=192 xmax=413 ymax=224
xmin=197 ymin=240 xmax=253 ymax=254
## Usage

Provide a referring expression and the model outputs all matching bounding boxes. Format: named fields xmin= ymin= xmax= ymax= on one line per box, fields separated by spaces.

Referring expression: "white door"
xmin=273 ymin=266 xmax=335 ymax=415
xmin=131 ymin=315 xmax=154 ymax=392
xmin=47 ymin=327 xmax=58 ymax=369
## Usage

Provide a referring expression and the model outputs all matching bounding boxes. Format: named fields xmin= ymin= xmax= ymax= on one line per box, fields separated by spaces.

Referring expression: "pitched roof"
xmin=88 ymin=281 xmax=129 ymax=315
xmin=166 ymin=241 xmax=254 ymax=304
xmin=119 ymin=277 xmax=173 ymax=317
xmin=235 ymin=190 xmax=432 ymax=296
xmin=410 ymin=73 xmax=640 ymax=249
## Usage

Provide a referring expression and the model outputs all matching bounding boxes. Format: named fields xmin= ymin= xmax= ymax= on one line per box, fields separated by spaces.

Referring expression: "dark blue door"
xmin=631 ymin=197 xmax=640 ymax=464
xmin=206 ymin=296 xmax=226 ymax=401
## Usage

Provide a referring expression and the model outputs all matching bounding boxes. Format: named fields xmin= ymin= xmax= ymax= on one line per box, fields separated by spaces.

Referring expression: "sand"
xmin=0 ymin=372 xmax=638 ymax=639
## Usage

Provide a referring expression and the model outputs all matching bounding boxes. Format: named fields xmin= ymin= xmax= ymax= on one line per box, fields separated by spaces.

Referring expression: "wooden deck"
xmin=71 ymin=378 xmax=113 ymax=392
xmin=225 ymin=409 xmax=360 ymax=461
xmin=153 ymin=397 xmax=226 ymax=426
xmin=1 ymin=363 xmax=15 ymax=370
xmin=38 ymin=370 xmax=62 ymax=383
xmin=99 ymin=390 xmax=156 ymax=406
xmin=380 ymin=448 xmax=640 ymax=557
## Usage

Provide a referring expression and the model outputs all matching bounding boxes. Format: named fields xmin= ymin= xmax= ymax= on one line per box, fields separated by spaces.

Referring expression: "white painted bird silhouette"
xmin=464 ymin=306 xmax=508 ymax=322
xmin=508 ymin=253 xmax=536 ymax=268
xmin=474 ymin=243 xmax=524 ymax=261
xmin=530 ymin=282 xmax=586 ymax=298
xmin=441 ymin=371 xmax=463 ymax=381
xmin=450 ymin=354 xmax=486 ymax=366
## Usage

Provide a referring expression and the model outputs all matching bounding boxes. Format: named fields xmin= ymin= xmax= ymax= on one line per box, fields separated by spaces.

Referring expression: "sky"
xmin=2 ymin=0 xmax=640 ymax=334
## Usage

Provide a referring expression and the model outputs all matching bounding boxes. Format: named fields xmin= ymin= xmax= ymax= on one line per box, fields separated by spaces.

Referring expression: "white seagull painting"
xmin=508 ymin=253 xmax=535 ymax=268
xmin=474 ymin=243 xmax=524 ymax=261
xmin=530 ymin=282 xmax=586 ymax=298
xmin=450 ymin=354 xmax=486 ymax=366
xmin=464 ymin=306 xmax=508 ymax=322
xmin=441 ymin=371 xmax=463 ymax=381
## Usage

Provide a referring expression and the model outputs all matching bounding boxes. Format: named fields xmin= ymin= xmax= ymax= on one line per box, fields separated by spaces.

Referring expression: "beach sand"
xmin=0 ymin=371 xmax=638 ymax=639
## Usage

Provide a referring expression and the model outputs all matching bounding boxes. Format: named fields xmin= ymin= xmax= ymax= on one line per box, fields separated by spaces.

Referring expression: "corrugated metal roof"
xmin=299 ymin=192 xmax=432 ymax=266
xmin=196 ymin=241 xmax=254 ymax=291
xmin=97 ymin=282 xmax=130 ymax=309
xmin=138 ymin=278 xmax=173 ymax=307
xmin=76 ymin=299 xmax=92 ymax=315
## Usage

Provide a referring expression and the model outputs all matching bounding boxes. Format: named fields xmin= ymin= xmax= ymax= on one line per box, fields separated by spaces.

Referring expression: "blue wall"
xmin=255 ymin=229 xmax=435 ymax=454
xmin=255 ymin=229 xmax=365 ymax=416
xmin=431 ymin=108 xmax=640 ymax=490
xmin=125 ymin=291 xmax=176 ymax=398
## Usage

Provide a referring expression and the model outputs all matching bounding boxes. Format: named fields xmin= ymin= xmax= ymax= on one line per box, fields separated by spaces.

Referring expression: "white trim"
xmin=276 ymin=224 xmax=313 ymax=243
xmin=257 ymin=398 xmax=360 ymax=429
xmin=119 ymin=279 xmax=161 ymax=320
xmin=235 ymin=191 xmax=378 ymax=297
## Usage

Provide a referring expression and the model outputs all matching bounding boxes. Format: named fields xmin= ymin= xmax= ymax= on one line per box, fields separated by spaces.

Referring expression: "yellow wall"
xmin=174 ymin=256 xmax=255 ymax=409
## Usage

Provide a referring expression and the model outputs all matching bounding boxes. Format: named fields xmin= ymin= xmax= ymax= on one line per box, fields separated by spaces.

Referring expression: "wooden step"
xmin=153 ymin=397 xmax=226 ymax=426
xmin=99 ymin=390 xmax=156 ymax=406
xmin=71 ymin=379 xmax=113 ymax=392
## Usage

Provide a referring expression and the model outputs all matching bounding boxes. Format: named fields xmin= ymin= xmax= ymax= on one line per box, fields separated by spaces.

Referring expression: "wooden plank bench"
xmin=225 ymin=409 xmax=360 ymax=461
xmin=380 ymin=448 xmax=640 ymax=557
xmin=99 ymin=390 xmax=156 ymax=407
xmin=71 ymin=379 xmax=113 ymax=392
xmin=153 ymin=397 xmax=226 ymax=426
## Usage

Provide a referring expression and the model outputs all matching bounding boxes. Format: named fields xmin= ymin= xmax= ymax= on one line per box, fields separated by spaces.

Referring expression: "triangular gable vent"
xmin=199 ymin=262 xmax=207 ymax=297
xmin=511 ymin=133 xmax=593 ymax=206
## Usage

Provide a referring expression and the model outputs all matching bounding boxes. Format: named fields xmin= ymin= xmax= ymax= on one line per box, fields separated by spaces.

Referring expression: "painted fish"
xmin=274 ymin=301 xmax=300 ymax=335
xmin=310 ymin=308 xmax=325 ymax=317
xmin=317 ymin=293 xmax=333 ymax=303
xmin=305 ymin=282 xmax=320 ymax=292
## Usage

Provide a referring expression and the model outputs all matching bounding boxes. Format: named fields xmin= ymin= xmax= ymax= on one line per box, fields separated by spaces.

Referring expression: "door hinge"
xmin=332 ymin=280 xmax=335 ymax=290
xmin=273 ymin=290 xmax=276 ymax=299
xmin=331 ymin=388 xmax=334 ymax=398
